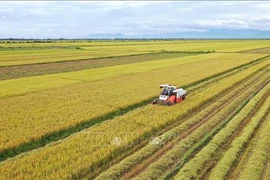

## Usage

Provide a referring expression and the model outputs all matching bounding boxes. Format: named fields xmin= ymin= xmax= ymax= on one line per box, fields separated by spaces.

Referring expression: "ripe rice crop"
xmin=1 ymin=53 xmax=263 ymax=98
xmin=0 ymin=48 xmax=153 ymax=66
xmin=1 ymin=40 xmax=270 ymax=180
xmin=95 ymin=67 xmax=268 ymax=180
xmin=0 ymin=55 xmax=268 ymax=154
xmin=0 ymin=59 xmax=268 ymax=180
xmin=134 ymin=75 xmax=269 ymax=180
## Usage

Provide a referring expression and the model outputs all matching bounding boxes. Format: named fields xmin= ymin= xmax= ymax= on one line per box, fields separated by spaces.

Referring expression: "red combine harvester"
xmin=152 ymin=84 xmax=187 ymax=106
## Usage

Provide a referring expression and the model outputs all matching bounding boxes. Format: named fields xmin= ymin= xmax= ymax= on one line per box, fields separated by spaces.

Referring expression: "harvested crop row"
xmin=0 ymin=60 xmax=269 ymax=180
xmin=208 ymin=93 xmax=270 ymax=180
xmin=235 ymin=110 xmax=270 ymax=180
xmin=173 ymin=82 xmax=270 ymax=180
xmin=132 ymin=74 xmax=270 ymax=180
xmin=1 ymin=54 xmax=267 ymax=156
xmin=95 ymin=66 xmax=267 ymax=180
xmin=0 ymin=52 xmax=197 ymax=80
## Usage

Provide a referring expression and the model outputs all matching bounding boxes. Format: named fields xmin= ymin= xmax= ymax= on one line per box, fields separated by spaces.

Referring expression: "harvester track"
xmin=119 ymin=67 xmax=270 ymax=180
xmin=226 ymin=110 xmax=270 ymax=180
xmin=198 ymin=90 xmax=270 ymax=180
xmin=93 ymin=63 xmax=270 ymax=179
xmin=147 ymin=75 xmax=269 ymax=180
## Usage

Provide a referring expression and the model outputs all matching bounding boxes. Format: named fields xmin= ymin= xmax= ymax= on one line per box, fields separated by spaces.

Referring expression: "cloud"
xmin=0 ymin=1 xmax=270 ymax=38
xmin=256 ymin=3 xmax=270 ymax=10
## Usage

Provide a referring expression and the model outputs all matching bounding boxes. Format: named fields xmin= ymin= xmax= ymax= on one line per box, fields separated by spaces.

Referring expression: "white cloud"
xmin=256 ymin=3 xmax=270 ymax=9
xmin=175 ymin=7 xmax=192 ymax=12
xmin=0 ymin=1 xmax=270 ymax=38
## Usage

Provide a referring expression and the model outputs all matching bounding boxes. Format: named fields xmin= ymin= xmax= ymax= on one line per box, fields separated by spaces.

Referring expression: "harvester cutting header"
xmin=152 ymin=84 xmax=187 ymax=106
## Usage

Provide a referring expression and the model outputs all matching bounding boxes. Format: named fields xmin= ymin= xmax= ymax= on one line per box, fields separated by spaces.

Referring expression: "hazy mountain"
xmin=86 ymin=29 xmax=270 ymax=39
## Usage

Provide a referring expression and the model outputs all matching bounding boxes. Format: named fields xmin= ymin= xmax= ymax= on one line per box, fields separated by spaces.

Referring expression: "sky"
xmin=0 ymin=1 xmax=270 ymax=38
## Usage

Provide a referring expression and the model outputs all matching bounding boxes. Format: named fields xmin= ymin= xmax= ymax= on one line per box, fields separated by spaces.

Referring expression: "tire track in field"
xmin=0 ymin=56 xmax=269 ymax=163
xmin=118 ymin=69 xmax=267 ymax=179
xmin=198 ymin=91 xmax=270 ymax=180
xmin=159 ymin=77 xmax=270 ymax=180
xmin=227 ymin=114 xmax=270 ymax=180
xmin=94 ymin=64 xmax=269 ymax=180
xmin=120 ymin=70 xmax=269 ymax=180
xmin=226 ymin=111 xmax=270 ymax=180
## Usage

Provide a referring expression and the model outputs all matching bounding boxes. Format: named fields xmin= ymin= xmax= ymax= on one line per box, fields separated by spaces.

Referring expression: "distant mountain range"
xmin=86 ymin=29 xmax=270 ymax=39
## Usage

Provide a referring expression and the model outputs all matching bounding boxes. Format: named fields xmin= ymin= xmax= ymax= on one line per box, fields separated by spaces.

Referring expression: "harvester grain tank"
xmin=152 ymin=84 xmax=187 ymax=106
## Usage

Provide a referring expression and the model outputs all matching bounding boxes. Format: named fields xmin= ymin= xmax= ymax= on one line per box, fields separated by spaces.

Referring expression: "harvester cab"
xmin=152 ymin=84 xmax=187 ymax=106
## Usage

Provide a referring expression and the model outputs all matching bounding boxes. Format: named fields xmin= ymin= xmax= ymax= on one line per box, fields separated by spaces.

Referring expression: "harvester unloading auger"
xmin=152 ymin=84 xmax=187 ymax=106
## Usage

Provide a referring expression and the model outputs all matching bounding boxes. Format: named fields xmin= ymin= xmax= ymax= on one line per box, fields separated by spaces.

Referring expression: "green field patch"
xmin=0 ymin=55 xmax=268 ymax=163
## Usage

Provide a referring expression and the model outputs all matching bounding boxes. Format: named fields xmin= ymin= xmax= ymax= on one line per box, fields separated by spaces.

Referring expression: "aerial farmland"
xmin=0 ymin=39 xmax=269 ymax=180
xmin=1 ymin=1 xmax=270 ymax=180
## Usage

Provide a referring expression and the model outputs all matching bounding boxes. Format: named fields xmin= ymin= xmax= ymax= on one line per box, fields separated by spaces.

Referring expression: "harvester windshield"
xmin=161 ymin=88 xmax=169 ymax=95
xmin=161 ymin=87 xmax=171 ymax=95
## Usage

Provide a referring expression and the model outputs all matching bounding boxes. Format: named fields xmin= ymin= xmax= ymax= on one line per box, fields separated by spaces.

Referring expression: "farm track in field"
xmin=149 ymin=77 xmax=270 ymax=180
xmin=226 ymin=112 xmax=270 ymax=180
xmin=228 ymin=137 xmax=256 ymax=180
xmin=94 ymin=63 xmax=269 ymax=179
xmin=119 ymin=69 xmax=266 ymax=179
xmin=198 ymin=91 xmax=270 ymax=180
xmin=0 ymin=56 xmax=269 ymax=163
xmin=170 ymin=82 xmax=270 ymax=180
xmin=0 ymin=52 xmax=200 ymax=80
xmin=118 ymin=68 xmax=269 ymax=180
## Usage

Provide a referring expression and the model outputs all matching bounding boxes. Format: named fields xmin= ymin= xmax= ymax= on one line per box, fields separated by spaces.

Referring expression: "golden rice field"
xmin=0 ymin=40 xmax=270 ymax=180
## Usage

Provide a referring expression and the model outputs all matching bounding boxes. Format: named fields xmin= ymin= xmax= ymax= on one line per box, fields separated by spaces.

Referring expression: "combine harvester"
xmin=152 ymin=84 xmax=187 ymax=106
